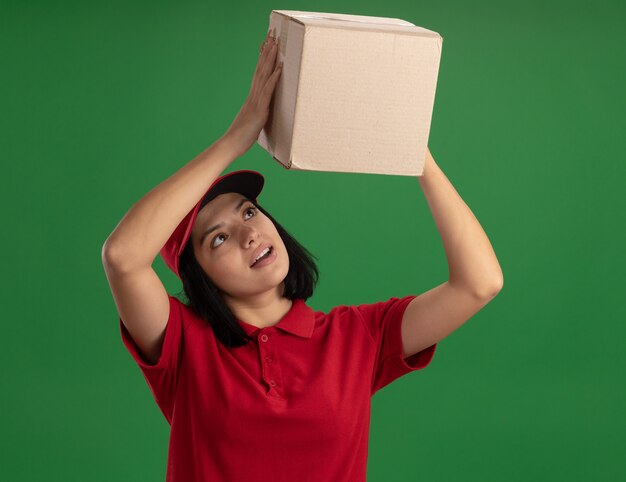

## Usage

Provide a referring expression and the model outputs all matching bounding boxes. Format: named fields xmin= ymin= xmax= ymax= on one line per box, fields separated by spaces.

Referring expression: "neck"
xmin=224 ymin=287 xmax=294 ymax=328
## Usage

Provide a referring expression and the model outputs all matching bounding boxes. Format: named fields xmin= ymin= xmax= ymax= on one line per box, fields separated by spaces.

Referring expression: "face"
xmin=190 ymin=192 xmax=290 ymax=302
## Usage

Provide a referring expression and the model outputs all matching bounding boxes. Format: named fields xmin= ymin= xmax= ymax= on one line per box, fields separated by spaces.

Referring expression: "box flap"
xmin=272 ymin=10 xmax=441 ymax=39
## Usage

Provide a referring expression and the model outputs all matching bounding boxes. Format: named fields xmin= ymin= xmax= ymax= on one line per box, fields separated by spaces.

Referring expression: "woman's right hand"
xmin=222 ymin=29 xmax=283 ymax=157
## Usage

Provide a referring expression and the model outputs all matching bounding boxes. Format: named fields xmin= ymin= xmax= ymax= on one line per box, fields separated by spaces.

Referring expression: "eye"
xmin=210 ymin=205 xmax=258 ymax=248
xmin=211 ymin=233 xmax=226 ymax=248
xmin=244 ymin=205 xmax=257 ymax=219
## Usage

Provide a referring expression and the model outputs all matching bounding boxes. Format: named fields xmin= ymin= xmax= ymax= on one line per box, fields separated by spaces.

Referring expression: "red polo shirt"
xmin=119 ymin=294 xmax=437 ymax=481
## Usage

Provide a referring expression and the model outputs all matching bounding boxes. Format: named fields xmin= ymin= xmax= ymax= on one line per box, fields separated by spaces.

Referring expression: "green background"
xmin=2 ymin=0 xmax=624 ymax=480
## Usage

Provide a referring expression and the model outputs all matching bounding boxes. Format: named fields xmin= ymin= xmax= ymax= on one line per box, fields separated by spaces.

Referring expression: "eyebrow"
xmin=199 ymin=197 xmax=250 ymax=246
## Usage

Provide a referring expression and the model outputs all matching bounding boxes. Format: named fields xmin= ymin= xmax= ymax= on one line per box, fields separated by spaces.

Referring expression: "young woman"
xmin=102 ymin=29 xmax=503 ymax=482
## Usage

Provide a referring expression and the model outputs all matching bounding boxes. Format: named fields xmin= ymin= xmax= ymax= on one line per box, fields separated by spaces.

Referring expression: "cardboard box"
xmin=257 ymin=10 xmax=443 ymax=176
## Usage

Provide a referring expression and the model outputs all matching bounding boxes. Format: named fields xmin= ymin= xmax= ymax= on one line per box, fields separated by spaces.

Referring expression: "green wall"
xmin=2 ymin=0 xmax=624 ymax=480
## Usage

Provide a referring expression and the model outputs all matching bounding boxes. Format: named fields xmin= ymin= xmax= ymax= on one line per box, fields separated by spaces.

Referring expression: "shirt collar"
xmin=236 ymin=299 xmax=315 ymax=338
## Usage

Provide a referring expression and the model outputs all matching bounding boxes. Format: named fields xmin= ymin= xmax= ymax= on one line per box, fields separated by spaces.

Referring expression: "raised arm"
xmin=101 ymin=139 xmax=238 ymax=270
xmin=400 ymin=149 xmax=504 ymax=358
xmin=102 ymin=29 xmax=283 ymax=269
xmin=101 ymin=30 xmax=282 ymax=364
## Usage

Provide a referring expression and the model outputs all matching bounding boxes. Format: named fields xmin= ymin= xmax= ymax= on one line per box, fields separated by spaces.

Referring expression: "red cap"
xmin=160 ymin=170 xmax=265 ymax=279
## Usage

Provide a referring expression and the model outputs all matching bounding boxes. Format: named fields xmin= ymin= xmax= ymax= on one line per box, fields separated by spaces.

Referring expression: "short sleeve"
xmin=354 ymin=295 xmax=437 ymax=395
xmin=119 ymin=294 xmax=183 ymax=424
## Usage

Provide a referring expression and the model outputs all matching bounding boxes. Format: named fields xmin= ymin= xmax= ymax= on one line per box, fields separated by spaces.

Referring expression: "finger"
xmin=261 ymin=62 xmax=283 ymax=101
xmin=258 ymin=37 xmax=276 ymax=68
xmin=254 ymin=39 xmax=274 ymax=80
xmin=258 ymin=30 xmax=274 ymax=57
xmin=261 ymin=29 xmax=273 ymax=51
xmin=252 ymin=35 xmax=278 ymax=95
xmin=259 ymin=41 xmax=278 ymax=77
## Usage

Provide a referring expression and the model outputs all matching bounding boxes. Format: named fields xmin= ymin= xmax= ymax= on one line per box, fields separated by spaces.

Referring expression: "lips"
xmin=250 ymin=243 xmax=273 ymax=267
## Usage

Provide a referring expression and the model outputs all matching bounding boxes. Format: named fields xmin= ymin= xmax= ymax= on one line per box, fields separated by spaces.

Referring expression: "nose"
xmin=240 ymin=224 xmax=260 ymax=247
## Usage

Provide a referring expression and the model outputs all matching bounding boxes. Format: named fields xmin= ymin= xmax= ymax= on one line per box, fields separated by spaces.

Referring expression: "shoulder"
xmin=168 ymin=294 xmax=208 ymax=331
xmin=312 ymin=301 xmax=374 ymax=336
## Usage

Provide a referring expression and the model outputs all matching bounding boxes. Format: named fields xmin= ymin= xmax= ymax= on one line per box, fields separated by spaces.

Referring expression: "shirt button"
xmin=270 ymin=380 xmax=276 ymax=387
xmin=260 ymin=334 xmax=269 ymax=342
xmin=265 ymin=357 xmax=272 ymax=363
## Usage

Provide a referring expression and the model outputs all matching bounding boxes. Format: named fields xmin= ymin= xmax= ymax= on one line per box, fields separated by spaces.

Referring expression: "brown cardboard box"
xmin=257 ymin=10 xmax=443 ymax=176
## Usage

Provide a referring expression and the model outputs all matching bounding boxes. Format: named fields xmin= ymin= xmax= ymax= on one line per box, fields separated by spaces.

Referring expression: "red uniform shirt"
xmin=119 ymin=294 xmax=437 ymax=481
